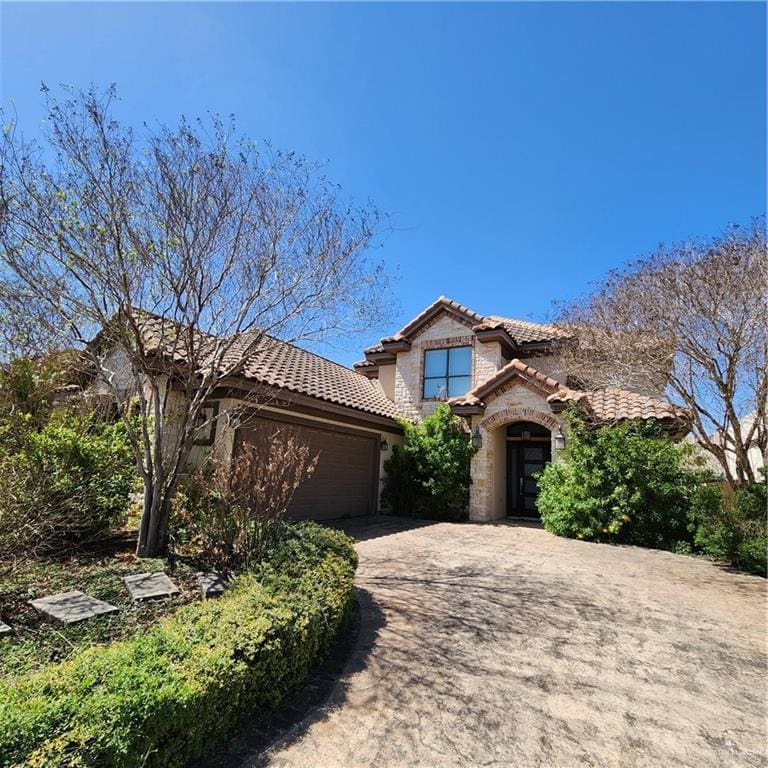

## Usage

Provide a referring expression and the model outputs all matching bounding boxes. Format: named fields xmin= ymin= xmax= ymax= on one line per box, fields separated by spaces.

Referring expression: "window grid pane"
xmin=447 ymin=376 xmax=472 ymax=397
xmin=423 ymin=346 xmax=472 ymax=399
xmin=424 ymin=378 xmax=447 ymax=399
xmin=447 ymin=346 xmax=472 ymax=376
xmin=424 ymin=349 xmax=448 ymax=378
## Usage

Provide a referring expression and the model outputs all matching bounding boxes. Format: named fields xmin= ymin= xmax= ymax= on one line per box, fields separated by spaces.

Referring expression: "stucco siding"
xmin=92 ymin=347 xmax=137 ymax=397
xmin=377 ymin=364 xmax=396 ymax=401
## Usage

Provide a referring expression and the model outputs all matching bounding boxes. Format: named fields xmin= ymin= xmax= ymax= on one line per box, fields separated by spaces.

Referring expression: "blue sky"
xmin=1 ymin=2 xmax=765 ymax=366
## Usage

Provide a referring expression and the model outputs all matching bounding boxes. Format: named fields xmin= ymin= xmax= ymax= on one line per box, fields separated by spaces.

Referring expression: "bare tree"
xmin=0 ymin=85 xmax=389 ymax=556
xmin=227 ymin=425 xmax=319 ymax=566
xmin=555 ymin=220 xmax=767 ymax=487
xmin=175 ymin=424 xmax=318 ymax=570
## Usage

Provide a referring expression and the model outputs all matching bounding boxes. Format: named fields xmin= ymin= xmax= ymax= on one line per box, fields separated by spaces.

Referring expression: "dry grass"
xmin=0 ymin=531 xmax=201 ymax=681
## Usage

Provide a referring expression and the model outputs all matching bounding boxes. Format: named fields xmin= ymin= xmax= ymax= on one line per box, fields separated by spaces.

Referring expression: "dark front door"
xmin=506 ymin=441 xmax=551 ymax=518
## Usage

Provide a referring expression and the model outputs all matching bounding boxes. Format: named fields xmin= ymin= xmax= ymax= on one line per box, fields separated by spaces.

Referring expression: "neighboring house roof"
xmin=356 ymin=296 xmax=571 ymax=371
xmin=449 ymin=358 xmax=689 ymax=432
xmin=93 ymin=310 xmax=399 ymax=422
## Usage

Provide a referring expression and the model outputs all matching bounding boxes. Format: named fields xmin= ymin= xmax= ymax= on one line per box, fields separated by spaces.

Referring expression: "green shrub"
xmin=0 ymin=415 xmax=137 ymax=556
xmin=537 ymin=408 xmax=714 ymax=551
xmin=0 ymin=522 xmax=357 ymax=768
xmin=0 ymin=353 xmax=82 ymax=429
xmin=381 ymin=404 xmax=474 ymax=521
xmin=694 ymin=474 xmax=766 ymax=575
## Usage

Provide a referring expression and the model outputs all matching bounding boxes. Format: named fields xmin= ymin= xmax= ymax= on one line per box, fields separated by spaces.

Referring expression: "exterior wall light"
xmin=380 ymin=438 xmax=390 ymax=451
xmin=555 ymin=426 xmax=566 ymax=451
xmin=471 ymin=426 xmax=483 ymax=451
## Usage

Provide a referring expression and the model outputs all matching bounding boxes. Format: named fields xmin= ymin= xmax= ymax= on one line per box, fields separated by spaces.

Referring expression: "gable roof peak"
xmin=449 ymin=358 xmax=564 ymax=410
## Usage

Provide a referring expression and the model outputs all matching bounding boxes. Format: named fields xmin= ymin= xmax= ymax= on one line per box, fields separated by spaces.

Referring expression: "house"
xmin=692 ymin=412 xmax=766 ymax=481
xmin=88 ymin=297 xmax=688 ymax=523
xmin=354 ymin=296 xmax=689 ymax=521
xmin=87 ymin=315 xmax=405 ymax=522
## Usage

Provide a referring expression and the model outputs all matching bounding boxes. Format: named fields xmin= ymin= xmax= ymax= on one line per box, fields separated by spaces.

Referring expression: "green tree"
xmin=382 ymin=404 xmax=475 ymax=521
xmin=537 ymin=407 xmax=716 ymax=551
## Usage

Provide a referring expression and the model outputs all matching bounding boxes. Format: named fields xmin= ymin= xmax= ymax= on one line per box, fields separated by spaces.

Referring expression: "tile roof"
xmin=366 ymin=296 xmax=570 ymax=355
xmin=115 ymin=311 xmax=399 ymax=421
xmin=449 ymin=359 xmax=562 ymax=407
xmin=382 ymin=296 xmax=486 ymax=343
xmin=235 ymin=335 xmax=399 ymax=420
xmin=448 ymin=357 xmax=688 ymax=430
xmin=546 ymin=387 xmax=690 ymax=426
xmin=475 ymin=315 xmax=572 ymax=344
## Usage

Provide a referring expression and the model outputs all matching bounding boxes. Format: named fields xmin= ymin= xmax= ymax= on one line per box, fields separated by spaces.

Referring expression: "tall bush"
xmin=381 ymin=404 xmax=474 ymax=521
xmin=537 ymin=408 xmax=715 ymax=551
xmin=694 ymin=473 xmax=767 ymax=574
xmin=0 ymin=415 xmax=137 ymax=557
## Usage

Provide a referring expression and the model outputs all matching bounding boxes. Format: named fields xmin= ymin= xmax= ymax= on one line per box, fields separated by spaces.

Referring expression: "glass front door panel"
xmin=507 ymin=439 xmax=551 ymax=518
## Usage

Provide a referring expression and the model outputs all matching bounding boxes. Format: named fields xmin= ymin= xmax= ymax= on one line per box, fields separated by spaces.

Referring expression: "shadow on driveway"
xmin=196 ymin=587 xmax=386 ymax=768
xmin=202 ymin=520 xmax=767 ymax=768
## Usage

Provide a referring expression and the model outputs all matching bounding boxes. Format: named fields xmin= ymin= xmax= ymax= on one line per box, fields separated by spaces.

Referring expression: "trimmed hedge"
xmin=0 ymin=522 xmax=357 ymax=768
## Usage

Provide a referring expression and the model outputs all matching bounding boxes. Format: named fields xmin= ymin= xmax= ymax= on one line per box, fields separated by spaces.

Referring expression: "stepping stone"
xmin=29 ymin=591 xmax=118 ymax=625
xmin=196 ymin=572 xmax=227 ymax=598
xmin=124 ymin=572 xmax=179 ymax=601
xmin=0 ymin=621 xmax=12 ymax=636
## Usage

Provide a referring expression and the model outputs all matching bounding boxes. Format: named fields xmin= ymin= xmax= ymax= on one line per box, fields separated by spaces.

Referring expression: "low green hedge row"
xmin=0 ymin=522 xmax=358 ymax=768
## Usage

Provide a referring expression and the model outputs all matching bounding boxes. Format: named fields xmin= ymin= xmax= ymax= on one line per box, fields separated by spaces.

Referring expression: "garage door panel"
xmin=236 ymin=417 xmax=377 ymax=520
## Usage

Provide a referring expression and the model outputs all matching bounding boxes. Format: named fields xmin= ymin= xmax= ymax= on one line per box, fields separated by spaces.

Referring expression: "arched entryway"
xmin=505 ymin=421 xmax=551 ymax=518
xmin=469 ymin=406 xmax=561 ymax=522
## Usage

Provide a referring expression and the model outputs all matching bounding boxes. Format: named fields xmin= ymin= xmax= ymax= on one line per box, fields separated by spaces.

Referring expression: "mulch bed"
xmin=0 ymin=532 xmax=202 ymax=680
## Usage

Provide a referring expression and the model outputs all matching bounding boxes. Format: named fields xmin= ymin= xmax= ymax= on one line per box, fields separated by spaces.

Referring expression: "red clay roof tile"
xmin=365 ymin=297 xmax=569 ymax=359
xmin=128 ymin=313 xmax=399 ymax=421
xmin=546 ymin=387 xmax=689 ymax=425
xmin=449 ymin=358 xmax=562 ymax=407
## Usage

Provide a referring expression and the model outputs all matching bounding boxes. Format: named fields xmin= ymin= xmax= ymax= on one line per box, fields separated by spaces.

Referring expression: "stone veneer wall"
xmin=468 ymin=385 xmax=564 ymax=522
xmin=393 ymin=313 xmax=503 ymax=420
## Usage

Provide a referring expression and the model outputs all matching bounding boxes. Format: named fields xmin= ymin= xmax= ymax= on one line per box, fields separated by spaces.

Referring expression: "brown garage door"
xmin=236 ymin=416 xmax=378 ymax=521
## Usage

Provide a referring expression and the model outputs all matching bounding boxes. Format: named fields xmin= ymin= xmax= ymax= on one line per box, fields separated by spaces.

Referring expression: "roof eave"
xmin=450 ymin=403 xmax=485 ymax=416
xmin=211 ymin=377 xmax=403 ymax=431
xmin=473 ymin=327 xmax=516 ymax=353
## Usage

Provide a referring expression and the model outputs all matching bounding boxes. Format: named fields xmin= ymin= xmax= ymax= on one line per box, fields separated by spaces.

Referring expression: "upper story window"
xmin=423 ymin=346 xmax=472 ymax=399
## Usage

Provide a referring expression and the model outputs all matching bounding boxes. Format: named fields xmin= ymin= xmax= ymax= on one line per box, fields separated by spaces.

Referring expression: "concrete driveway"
xmin=216 ymin=518 xmax=767 ymax=768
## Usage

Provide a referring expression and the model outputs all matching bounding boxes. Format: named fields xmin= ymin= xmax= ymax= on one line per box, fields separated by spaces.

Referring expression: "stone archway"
xmin=479 ymin=407 xmax=559 ymax=434
xmin=470 ymin=407 xmax=561 ymax=522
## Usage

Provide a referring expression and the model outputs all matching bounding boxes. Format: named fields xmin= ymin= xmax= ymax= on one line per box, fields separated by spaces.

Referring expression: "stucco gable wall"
xmin=92 ymin=346 xmax=137 ymax=397
xmin=394 ymin=312 xmax=503 ymax=420
xmin=518 ymin=355 xmax=567 ymax=386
